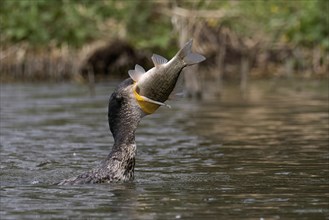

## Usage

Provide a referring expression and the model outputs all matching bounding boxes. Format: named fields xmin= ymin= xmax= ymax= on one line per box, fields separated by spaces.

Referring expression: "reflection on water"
xmin=0 ymin=80 xmax=328 ymax=219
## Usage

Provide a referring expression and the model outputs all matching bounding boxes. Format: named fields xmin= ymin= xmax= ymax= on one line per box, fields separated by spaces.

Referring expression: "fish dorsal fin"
xmin=151 ymin=54 xmax=168 ymax=67
xmin=128 ymin=64 xmax=145 ymax=82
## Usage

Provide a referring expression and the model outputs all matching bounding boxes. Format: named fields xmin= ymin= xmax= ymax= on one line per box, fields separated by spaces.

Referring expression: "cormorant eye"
xmin=115 ymin=94 xmax=123 ymax=102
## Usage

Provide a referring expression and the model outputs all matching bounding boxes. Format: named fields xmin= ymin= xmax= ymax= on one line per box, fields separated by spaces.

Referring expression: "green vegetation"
xmin=175 ymin=0 xmax=329 ymax=50
xmin=0 ymin=0 xmax=173 ymax=51
xmin=1 ymin=0 xmax=114 ymax=47
xmin=1 ymin=0 xmax=327 ymax=50
xmin=0 ymin=0 xmax=327 ymax=82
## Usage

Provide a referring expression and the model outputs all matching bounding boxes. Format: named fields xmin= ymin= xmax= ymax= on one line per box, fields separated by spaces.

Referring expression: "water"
xmin=1 ymin=80 xmax=328 ymax=219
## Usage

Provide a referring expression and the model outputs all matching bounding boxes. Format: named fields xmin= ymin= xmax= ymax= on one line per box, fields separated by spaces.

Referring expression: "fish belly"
xmin=140 ymin=64 xmax=183 ymax=102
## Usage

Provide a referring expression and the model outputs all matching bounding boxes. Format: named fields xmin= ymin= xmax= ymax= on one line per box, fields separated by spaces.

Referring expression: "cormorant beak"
xmin=132 ymin=83 xmax=162 ymax=115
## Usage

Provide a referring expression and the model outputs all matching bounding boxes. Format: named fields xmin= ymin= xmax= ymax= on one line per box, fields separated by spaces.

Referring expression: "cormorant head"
xmin=108 ymin=78 xmax=144 ymax=144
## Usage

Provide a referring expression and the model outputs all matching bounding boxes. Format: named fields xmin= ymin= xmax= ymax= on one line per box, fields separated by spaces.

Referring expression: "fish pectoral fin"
xmin=128 ymin=64 xmax=145 ymax=82
xmin=135 ymin=64 xmax=145 ymax=73
xmin=151 ymin=54 xmax=168 ymax=67
xmin=128 ymin=70 xmax=140 ymax=82
xmin=139 ymin=95 xmax=171 ymax=109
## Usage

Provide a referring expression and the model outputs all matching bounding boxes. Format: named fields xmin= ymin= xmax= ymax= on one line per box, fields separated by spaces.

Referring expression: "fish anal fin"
xmin=151 ymin=54 xmax=168 ymax=67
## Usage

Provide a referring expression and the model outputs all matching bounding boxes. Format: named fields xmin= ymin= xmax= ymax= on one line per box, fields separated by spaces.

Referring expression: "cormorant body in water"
xmin=58 ymin=79 xmax=143 ymax=185
xmin=57 ymin=40 xmax=205 ymax=185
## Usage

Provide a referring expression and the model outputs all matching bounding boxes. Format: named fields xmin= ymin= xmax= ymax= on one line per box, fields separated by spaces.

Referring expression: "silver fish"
xmin=129 ymin=39 xmax=206 ymax=114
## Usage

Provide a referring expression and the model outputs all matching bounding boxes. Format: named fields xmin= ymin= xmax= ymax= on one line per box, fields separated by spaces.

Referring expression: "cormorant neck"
xmin=112 ymin=118 xmax=140 ymax=149
xmin=107 ymin=78 xmax=144 ymax=152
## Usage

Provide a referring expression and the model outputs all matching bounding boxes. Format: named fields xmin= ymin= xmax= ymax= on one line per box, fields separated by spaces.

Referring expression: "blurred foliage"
xmin=0 ymin=0 xmax=133 ymax=47
xmin=0 ymin=0 xmax=173 ymax=50
xmin=283 ymin=0 xmax=329 ymax=49
xmin=0 ymin=0 xmax=328 ymax=51
xmin=124 ymin=1 xmax=173 ymax=50
xmin=176 ymin=0 xmax=328 ymax=50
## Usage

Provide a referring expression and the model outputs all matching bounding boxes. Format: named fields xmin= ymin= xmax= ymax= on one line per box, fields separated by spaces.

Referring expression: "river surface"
xmin=0 ymin=80 xmax=328 ymax=219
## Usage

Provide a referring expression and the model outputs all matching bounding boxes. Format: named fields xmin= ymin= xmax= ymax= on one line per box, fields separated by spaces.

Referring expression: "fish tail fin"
xmin=177 ymin=39 xmax=206 ymax=66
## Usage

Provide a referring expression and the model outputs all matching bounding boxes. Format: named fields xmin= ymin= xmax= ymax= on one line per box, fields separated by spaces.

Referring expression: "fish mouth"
xmin=132 ymin=83 xmax=163 ymax=115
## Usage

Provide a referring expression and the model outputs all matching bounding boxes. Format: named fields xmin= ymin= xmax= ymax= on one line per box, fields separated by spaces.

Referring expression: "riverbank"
xmin=1 ymin=1 xmax=327 ymax=83
xmin=1 ymin=39 xmax=327 ymax=84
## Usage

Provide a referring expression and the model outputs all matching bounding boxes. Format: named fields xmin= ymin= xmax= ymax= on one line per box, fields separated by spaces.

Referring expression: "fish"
xmin=128 ymin=39 xmax=206 ymax=114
